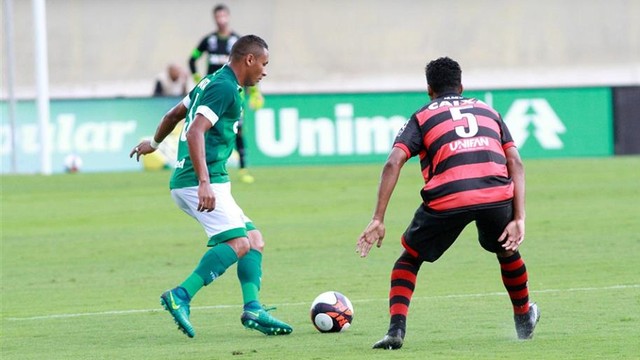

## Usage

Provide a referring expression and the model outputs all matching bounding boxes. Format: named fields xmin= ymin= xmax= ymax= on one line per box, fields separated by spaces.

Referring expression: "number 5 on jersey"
xmin=450 ymin=106 xmax=479 ymax=138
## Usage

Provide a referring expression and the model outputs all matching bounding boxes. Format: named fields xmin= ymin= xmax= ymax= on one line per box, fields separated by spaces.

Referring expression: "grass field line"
xmin=6 ymin=284 xmax=638 ymax=322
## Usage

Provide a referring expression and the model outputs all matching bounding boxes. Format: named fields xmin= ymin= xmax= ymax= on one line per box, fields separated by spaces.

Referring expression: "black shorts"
xmin=401 ymin=202 xmax=513 ymax=262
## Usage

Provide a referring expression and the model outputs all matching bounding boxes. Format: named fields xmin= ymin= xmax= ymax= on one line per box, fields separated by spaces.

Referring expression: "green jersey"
xmin=170 ymin=65 xmax=243 ymax=189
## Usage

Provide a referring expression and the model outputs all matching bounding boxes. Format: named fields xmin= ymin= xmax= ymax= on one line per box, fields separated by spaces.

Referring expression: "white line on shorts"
xmin=6 ymin=284 xmax=639 ymax=321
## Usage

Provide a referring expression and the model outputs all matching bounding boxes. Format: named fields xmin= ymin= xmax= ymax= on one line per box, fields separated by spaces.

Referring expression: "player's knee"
xmin=479 ymin=238 xmax=504 ymax=254
xmin=496 ymin=249 xmax=516 ymax=258
xmin=228 ymin=237 xmax=251 ymax=257
xmin=248 ymin=230 xmax=264 ymax=252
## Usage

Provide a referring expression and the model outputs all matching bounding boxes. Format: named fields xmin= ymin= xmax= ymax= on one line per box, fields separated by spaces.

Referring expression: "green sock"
xmin=237 ymin=249 xmax=262 ymax=309
xmin=179 ymin=273 xmax=204 ymax=299
xmin=181 ymin=243 xmax=238 ymax=299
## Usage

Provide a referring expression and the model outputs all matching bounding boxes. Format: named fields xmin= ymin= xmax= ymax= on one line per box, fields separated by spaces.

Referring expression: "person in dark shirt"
xmin=189 ymin=3 xmax=262 ymax=183
xmin=189 ymin=4 xmax=240 ymax=82
xmin=356 ymin=57 xmax=540 ymax=350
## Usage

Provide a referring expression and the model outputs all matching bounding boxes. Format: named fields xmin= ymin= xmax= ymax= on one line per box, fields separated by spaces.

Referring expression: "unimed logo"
xmin=503 ymin=99 xmax=566 ymax=149
xmin=254 ymin=104 xmax=406 ymax=157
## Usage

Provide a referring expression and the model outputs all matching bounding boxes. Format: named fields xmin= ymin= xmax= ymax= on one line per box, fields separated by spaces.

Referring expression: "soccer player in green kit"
xmin=130 ymin=35 xmax=292 ymax=338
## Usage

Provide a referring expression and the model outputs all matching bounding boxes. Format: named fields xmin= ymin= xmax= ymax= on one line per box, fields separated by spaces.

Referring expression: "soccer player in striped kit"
xmin=357 ymin=57 xmax=539 ymax=349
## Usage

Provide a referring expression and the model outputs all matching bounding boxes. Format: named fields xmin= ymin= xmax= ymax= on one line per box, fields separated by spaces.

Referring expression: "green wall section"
xmin=243 ymin=88 xmax=613 ymax=166
xmin=1 ymin=88 xmax=613 ymax=174
xmin=1 ymin=97 xmax=176 ymax=173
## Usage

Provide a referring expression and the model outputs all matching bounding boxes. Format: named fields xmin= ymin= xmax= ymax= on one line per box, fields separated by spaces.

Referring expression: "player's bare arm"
xmin=499 ymin=146 xmax=526 ymax=251
xmin=130 ymin=102 xmax=188 ymax=161
xmin=186 ymin=114 xmax=215 ymax=213
xmin=357 ymin=147 xmax=408 ymax=257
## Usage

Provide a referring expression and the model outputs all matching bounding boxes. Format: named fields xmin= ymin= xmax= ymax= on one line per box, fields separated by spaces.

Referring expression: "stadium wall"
xmin=2 ymin=0 xmax=639 ymax=98
xmin=2 ymin=86 xmax=637 ymax=174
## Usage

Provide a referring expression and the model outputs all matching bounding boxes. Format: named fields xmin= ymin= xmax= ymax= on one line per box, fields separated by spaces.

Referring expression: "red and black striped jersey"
xmin=394 ymin=94 xmax=516 ymax=212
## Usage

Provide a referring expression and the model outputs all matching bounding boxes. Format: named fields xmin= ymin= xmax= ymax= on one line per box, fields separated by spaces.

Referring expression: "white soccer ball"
xmin=64 ymin=153 xmax=83 ymax=173
xmin=310 ymin=291 xmax=354 ymax=333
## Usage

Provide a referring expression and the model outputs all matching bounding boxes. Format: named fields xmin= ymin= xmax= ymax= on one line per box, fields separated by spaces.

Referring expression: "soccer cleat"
xmin=372 ymin=328 xmax=405 ymax=350
xmin=241 ymin=306 xmax=293 ymax=335
xmin=514 ymin=302 xmax=540 ymax=339
xmin=160 ymin=287 xmax=195 ymax=338
xmin=238 ymin=169 xmax=255 ymax=184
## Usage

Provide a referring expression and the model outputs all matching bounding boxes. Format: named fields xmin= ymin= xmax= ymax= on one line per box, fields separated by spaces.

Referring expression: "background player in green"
xmin=130 ymin=35 xmax=292 ymax=338
xmin=189 ymin=3 xmax=263 ymax=184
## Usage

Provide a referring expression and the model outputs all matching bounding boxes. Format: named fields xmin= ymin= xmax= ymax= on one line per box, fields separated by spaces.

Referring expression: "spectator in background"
xmin=189 ymin=3 xmax=263 ymax=184
xmin=153 ymin=63 xmax=189 ymax=97
xmin=150 ymin=64 xmax=190 ymax=171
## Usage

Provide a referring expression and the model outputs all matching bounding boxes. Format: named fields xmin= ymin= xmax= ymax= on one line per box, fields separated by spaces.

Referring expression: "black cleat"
xmin=372 ymin=328 xmax=405 ymax=350
xmin=514 ymin=302 xmax=540 ymax=339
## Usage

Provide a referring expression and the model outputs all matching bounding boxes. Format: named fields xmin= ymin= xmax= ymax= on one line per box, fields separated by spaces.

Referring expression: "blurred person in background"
xmin=149 ymin=63 xmax=191 ymax=171
xmin=189 ymin=3 xmax=263 ymax=184
xmin=153 ymin=63 xmax=190 ymax=97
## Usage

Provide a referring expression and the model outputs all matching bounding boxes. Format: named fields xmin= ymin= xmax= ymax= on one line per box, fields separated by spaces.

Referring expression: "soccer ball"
xmin=64 ymin=153 xmax=83 ymax=173
xmin=310 ymin=291 xmax=354 ymax=333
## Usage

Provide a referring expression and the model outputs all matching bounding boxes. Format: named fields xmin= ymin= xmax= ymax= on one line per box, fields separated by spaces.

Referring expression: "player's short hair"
xmin=230 ymin=35 xmax=269 ymax=61
xmin=213 ymin=4 xmax=229 ymax=14
xmin=425 ymin=57 xmax=462 ymax=94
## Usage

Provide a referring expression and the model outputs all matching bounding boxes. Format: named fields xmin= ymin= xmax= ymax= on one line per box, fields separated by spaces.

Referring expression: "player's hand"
xmin=498 ymin=219 xmax=525 ymax=251
xmin=356 ymin=219 xmax=385 ymax=258
xmin=248 ymin=92 xmax=264 ymax=110
xmin=197 ymin=182 xmax=215 ymax=212
xmin=192 ymin=73 xmax=202 ymax=83
xmin=129 ymin=140 xmax=156 ymax=162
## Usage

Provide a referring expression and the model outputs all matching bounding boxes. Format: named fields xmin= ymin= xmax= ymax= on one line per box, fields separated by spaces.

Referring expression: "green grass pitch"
xmin=1 ymin=156 xmax=639 ymax=359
